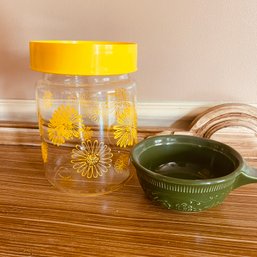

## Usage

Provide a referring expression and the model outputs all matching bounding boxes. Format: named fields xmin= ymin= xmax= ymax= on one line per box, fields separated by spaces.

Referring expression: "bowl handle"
xmin=233 ymin=164 xmax=257 ymax=189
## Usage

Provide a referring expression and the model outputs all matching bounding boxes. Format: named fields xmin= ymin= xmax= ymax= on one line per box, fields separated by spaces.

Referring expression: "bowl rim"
xmin=130 ymin=135 xmax=244 ymax=185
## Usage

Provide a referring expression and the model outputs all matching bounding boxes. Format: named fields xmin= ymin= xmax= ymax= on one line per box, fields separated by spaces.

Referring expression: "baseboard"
xmin=0 ymin=99 xmax=255 ymax=127
xmin=0 ymin=100 xmax=37 ymax=122
xmin=137 ymin=102 xmax=221 ymax=127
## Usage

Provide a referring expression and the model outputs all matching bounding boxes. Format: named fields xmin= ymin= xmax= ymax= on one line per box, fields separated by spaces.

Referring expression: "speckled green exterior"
xmin=137 ymin=172 xmax=234 ymax=212
xmin=131 ymin=135 xmax=257 ymax=212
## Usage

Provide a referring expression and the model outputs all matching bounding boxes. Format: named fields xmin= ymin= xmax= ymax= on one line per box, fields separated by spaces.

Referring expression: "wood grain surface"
xmin=0 ymin=125 xmax=257 ymax=256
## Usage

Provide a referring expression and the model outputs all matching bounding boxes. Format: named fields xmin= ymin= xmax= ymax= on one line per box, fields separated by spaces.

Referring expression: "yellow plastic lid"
xmin=29 ymin=40 xmax=137 ymax=75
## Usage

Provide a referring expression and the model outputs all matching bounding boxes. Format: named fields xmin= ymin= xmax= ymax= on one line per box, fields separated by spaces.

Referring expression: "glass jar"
xmin=29 ymin=41 xmax=137 ymax=195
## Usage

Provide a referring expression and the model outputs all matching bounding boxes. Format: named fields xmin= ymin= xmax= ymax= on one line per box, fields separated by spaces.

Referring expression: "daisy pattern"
xmin=114 ymin=153 xmax=130 ymax=173
xmin=48 ymin=105 xmax=84 ymax=146
xmin=43 ymin=90 xmax=53 ymax=109
xmin=84 ymin=101 xmax=115 ymax=124
xmin=115 ymin=88 xmax=129 ymax=102
xmin=82 ymin=101 xmax=100 ymax=123
xmin=113 ymin=106 xmax=137 ymax=148
xmin=114 ymin=88 xmax=131 ymax=116
xmin=67 ymin=92 xmax=91 ymax=103
xmin=41 ymin=142 xmax=48 ymax=163
xmin=38 ymin=113 xmax=44 ymax=137
xmin=71 ymin=140 xmax=113 ymax=179
xmin=83 ymin=126 xmax=93 ymax=140
xmin=55 ymin=167 xmax=73 ymax=187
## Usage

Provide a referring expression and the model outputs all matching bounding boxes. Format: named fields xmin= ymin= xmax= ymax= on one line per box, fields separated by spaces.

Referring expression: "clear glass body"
xmin=36 ymin=73 xmax=137 ymax=195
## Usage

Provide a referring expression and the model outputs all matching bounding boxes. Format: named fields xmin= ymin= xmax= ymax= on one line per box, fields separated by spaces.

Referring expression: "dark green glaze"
xmin=131 ymin=135 xmax=257 ymax=212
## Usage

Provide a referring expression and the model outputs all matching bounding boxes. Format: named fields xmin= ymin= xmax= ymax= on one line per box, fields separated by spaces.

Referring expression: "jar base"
xmin=45 ymin=164 xmax=134 ymax=196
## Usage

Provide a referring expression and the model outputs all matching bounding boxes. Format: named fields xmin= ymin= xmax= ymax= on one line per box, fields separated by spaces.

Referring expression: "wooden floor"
xmin=0 ymin=125 xmax=257 ymax=256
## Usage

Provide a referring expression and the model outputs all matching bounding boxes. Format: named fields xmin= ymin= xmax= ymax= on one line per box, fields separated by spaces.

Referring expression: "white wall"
xmin=0 ymin=0 xmax=257 ymax=102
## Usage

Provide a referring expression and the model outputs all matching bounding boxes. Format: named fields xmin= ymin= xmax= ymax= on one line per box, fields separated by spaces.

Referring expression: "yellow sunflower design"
xmin=113 ymin=106 xmax=137 ymax=148
xmin=82 ymin=100 xmax=99 ymax=123
xmin=114 ymin=88 xmax=131 ymax=116
xmin=41 ymin=142 xmax=48 ymax=163
xmin=67 ymin=92 xmax=91 ymax=103
xmin=71 ymin=140 xmax=113 ymax=179
xmin=115 ymin=88 xmax=129 ymax=102
xmin=48 ymin=105 xmax=84 ymax=146
xmin=88 ymin=105 xmax=101 ymax=123
xmin=83 ymin=126 xmax=94 ymax=140
xmin=56 ymin=167 xmax=73 ymax=183
xmin=114 ymin=153 xmax=130 ymax=173
xmin=38 ymin=113 xmax=44 ymax=137
xmin=43 ymin=90 xmax=53 ymax=109
xmin=83 ymin=101 xmax=115 ymax=125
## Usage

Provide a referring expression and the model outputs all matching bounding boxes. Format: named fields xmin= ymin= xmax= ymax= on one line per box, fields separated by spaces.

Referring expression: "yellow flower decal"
xmin=83 ymin=126 xmax=93 ymax=140
xmin=115 ymin=88 xmax=129 ymax=102
xmin=88 ymin=106 xmax=100 ymax=123
xmin=84 ymin=101 xmax=114 ymax=124
xmin=48 ymin=105 xmax=84 ymax=146
xmin=41 ymin=142 xmax=48 ymax=163
xmin=55 ymin=167 xmax=73 ymax=187
xmin=59 ymin=175 xmax=73 ymax=186
xmin=114 ymin=88 xmax=131 ymax=116
xmin=67 ymin=92 xmax=91 ymax=103
xmin=71 ymin=140 xmax=113 ymax=179
xmin=38 ymin=113 xmax=44 ymax=137
xmin=113 ymin=106 xmax=137 ymax=148
xmin=114 ymin=153 xmax=130 ymax=173
xmin=82 ymin=101 xmax=99 ymax=123
xmin=43 ymin=90 xmax=53 ymax=109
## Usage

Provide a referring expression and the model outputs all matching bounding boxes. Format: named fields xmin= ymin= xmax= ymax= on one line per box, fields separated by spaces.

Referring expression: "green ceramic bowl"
xmin=131 ymin=135 xmax=257 ymax=212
